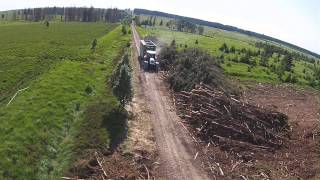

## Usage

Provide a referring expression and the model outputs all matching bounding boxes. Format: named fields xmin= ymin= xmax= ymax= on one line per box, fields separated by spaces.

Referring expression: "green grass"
xmin=221 ymin=61 xmax=278 ymax=82
xmin=0 ymin=24 xmax=131 ymax=179
xmin=137 ymin=25 xmax=317 ymax=86
xmin=0 ymin=61 xmax=106 ymax=177
xmin=0 ymin=22 xmax=116 ymax=105
xmin=138 ymin=26 xmax=257 ymax=54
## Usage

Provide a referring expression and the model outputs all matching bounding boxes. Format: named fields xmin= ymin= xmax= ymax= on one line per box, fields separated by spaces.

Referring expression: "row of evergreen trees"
xmin=0 ymin=7 xmax=128 ymax=23
xmin=134 ymin=15 xmax=205 ymax=35
xmin=138 ymin=16 xmax=157 ymax=26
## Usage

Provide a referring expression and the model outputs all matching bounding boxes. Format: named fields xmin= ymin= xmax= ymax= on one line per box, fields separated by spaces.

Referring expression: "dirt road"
xmin=131 ymin=24 xmax=209 ymax=180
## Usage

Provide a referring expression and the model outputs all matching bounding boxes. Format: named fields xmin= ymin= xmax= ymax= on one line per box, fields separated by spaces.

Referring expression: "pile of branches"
xmin=176 ymin=84 xmax=289 ymax=152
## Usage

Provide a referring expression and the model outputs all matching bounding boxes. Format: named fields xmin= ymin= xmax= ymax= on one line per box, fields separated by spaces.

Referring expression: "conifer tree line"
xmin=135 ymin=15 xmax=205 ymax=35
xmin=0 ymin=7 xmax=129 ymax=23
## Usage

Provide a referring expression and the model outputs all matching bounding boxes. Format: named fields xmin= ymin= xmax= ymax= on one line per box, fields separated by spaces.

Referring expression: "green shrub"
xmin=85 ymin=85 xmax=93 ymax=95
xmin=91 ymin=39 xmax=97 ymax=50
xmin=111 ymin=53 xmax=132 ymax=106
xmin=240 ymin=55 xmax=251 ymax=64
xmin=160 ymin=47 xmax=239 ymax=95
xmin=121 ymin=25 xmax=127 ymax=35
xmin=72 ymin=101 xmax=127 ymax=154
xmin=45 ymin=21 xmax=50 ymax=28
xmin=231 ymin=58 xmax=238 ymax=63
xmin=75 ymin=102 xmax=81 ymax=111
xmin=170 ymin=39 xmax=176 ymax=47
xmin=260 ymin=57 xmax=268 ymax=67
xmin=219 ymin=43 xmax=229 ymax=53
xmin=159 ymin=46 xmax=177 ymax=70
xmin=266 ymin=70 xmax=270 ymax=75
xmin=309 ymin=78 xmax=318 ymax=88
xmin=282 ymin=73 xmax=297 ymax=83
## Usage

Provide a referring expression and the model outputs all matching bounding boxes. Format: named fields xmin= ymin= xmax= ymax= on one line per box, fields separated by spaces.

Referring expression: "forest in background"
xmin=0 ymin=7 xmax=130 ymax=23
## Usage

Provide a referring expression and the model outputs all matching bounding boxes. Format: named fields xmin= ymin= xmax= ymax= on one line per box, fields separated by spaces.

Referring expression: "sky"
xmin=1 ymin=0 xmax=320 ymax=54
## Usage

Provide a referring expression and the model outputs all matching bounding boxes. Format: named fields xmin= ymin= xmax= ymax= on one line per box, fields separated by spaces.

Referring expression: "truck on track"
xmin=139 ymin=40 xmax=159 ymax=72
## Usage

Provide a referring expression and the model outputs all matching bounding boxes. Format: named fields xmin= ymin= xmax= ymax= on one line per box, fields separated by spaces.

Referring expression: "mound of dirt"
xmin=176 ymin=83 xmax=289 ymax=152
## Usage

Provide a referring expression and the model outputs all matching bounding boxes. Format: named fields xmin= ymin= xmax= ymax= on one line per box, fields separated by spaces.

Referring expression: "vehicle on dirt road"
xmin=139 ymin=40 xmax=159 ymax=72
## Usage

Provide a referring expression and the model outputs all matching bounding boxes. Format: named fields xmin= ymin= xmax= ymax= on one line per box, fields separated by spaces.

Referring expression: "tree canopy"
xmin=3 ymin=7 xmax=127 ymax=23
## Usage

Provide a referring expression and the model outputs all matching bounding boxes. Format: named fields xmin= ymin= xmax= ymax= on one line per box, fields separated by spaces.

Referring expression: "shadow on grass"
xmin=68 ymin=101 xmax=128 ymax=177
xmin=72 ymin=101 xmax=128 ymax=156
xmin=103 ymin=108 xmax=128 ymax=151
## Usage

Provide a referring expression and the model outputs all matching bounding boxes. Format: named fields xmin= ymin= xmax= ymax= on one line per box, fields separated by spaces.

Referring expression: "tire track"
xmin=131 ymin=23 xmax=210 ymax=180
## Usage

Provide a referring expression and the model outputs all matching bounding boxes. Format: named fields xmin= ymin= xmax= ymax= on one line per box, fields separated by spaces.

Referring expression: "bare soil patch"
xmin=243 ymin=84 xmax=320 ymax=179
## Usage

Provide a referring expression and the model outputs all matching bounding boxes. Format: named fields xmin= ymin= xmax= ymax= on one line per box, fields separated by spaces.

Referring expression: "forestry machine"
xmin=139 ymin=40 xmax=159 ymax=72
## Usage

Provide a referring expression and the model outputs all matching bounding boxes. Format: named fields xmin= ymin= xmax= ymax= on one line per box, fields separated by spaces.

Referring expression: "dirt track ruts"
xmin=131 ymin=24 xmax=210 ymax=180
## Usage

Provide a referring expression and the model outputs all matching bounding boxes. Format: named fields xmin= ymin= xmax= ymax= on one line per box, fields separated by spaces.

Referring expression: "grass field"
xmin=137 ymin=26 xmax=257 ymax=54
xmin=136 ymin=25 xmax=317 ymax=86
xmin=0 ymin=22 xmax=116 ymax=105
xmin=0 ymin=23 xmax=131 ymax=179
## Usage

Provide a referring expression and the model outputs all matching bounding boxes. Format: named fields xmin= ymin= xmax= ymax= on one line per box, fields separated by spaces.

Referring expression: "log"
xmin=212 ymin=135 xmax=273 ymax=151
xmin=231 ymin=97 xmax=240 ymax=103
xmin=180 ymin=91 xmax=192 ymax=96
xmin=143 ymin=164 xmax=150 ymax=180
xmin=95 ymin=152 xmax=108 ymax=178
xmin=6 ymin=87 xmax=29 ymax=107
xmin=178 ymin=93 xmax=191 ymax=100
xmin=208 ymin=120 xmax=248 ymax=138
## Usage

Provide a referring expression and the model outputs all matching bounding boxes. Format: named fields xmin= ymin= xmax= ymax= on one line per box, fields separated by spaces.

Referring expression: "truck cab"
xmin=146 ymin=50 xmax=159 ymax=71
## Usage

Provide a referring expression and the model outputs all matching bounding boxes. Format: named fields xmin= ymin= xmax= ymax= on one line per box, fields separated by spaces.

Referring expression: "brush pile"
xmin=176 ymin=84 xmax=289 ymax=152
